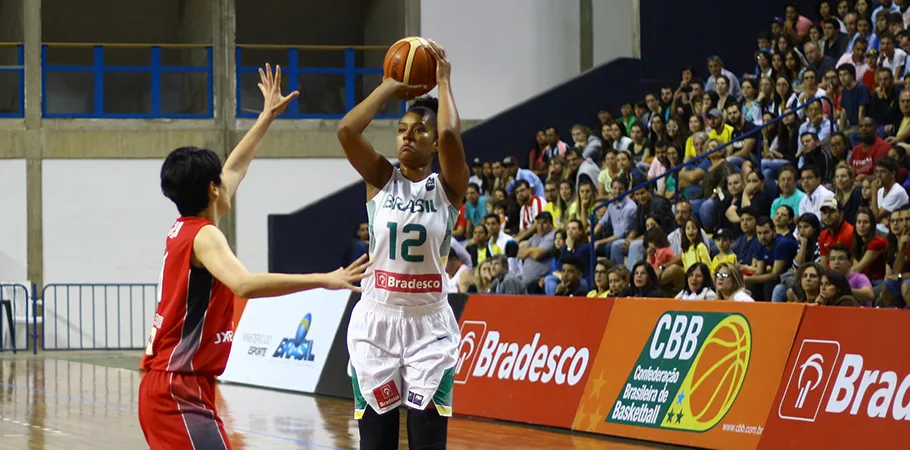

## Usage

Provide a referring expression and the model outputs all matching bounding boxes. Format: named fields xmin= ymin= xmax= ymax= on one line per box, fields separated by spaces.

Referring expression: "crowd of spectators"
xmin=348 ymin=1 xmax=910 ymax=308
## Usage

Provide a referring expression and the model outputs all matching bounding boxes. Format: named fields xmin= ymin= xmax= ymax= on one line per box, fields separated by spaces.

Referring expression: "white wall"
xmin=0 ymin=160 xmax=27 ymax=283
xmin=420 ymin=0 xmax=581 ymax=120
xmin=236 ymin=159 xmax=365 ymax=274
xmin=43 ymin=159 xmax=176 ymax=283
xmin=593 ymin=0 xmax=640 ymax=65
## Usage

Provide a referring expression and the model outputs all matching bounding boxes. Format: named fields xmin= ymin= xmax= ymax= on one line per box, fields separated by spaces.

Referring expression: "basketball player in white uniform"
xmin=337 ymin=40 xmax=468 ymax=450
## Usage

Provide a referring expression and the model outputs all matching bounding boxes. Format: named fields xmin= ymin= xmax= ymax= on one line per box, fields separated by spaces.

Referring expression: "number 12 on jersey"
xmin=386 ymin=221 xmax=426 ymax=262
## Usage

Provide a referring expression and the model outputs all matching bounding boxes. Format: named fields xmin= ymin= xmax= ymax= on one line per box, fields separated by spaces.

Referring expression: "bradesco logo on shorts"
xmin=760 ymin=307 xmax=910 ymax=449
xmin=375 ymin=270 xmax=442 ymax=294
xmin=605 ymin=312 xmax=752 ymax=432
xmin=452 ymin=295 xmax=614 ymax=428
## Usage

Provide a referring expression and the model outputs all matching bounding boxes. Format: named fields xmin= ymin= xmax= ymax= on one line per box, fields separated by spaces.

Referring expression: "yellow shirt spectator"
xmin=707 ymin=123 xmax=734 ymax=145
xmin=711 ymin=252 xmax=737 ymax=274
xmin=682 ymin=243 xmax=712 ymax=270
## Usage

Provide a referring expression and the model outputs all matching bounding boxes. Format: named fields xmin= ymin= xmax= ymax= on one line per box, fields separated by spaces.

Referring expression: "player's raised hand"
xmin=425 ymin=39 xmax=450 ymax=83
xmin=323 ymin=254 xmax=373 ymax=292
xmin=258 ymin=63 xmax=299 ymax=118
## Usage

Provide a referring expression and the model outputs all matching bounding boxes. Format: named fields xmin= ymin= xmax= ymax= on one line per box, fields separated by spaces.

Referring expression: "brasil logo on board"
xmin=606 ymin=312 xmax=752 ymax=432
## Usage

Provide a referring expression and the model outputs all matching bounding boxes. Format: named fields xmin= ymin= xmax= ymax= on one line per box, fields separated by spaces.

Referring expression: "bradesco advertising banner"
xmin=759 ymin=307 xmax=910 ymax=449
xmin=572 ymin=298 xmax=804 ymax=450
xmin=452 ymin=295 xmax=614 ymax=428
xmin=219 ymin=288 xmax=350 ymax=393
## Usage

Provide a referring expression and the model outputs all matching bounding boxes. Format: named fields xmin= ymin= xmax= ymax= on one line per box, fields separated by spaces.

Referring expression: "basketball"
xmin=685 ymin=315 xmax=751 ymax=426
xmin=383 ymin=37 xmax=438 ymax=98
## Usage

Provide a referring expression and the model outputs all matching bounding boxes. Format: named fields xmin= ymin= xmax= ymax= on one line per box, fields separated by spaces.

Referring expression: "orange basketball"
xmin=383 ymin=37 xmax=438 ymax=98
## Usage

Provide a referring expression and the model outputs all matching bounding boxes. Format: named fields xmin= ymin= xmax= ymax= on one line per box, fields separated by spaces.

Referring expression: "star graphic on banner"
xmin=676 ymin=410 xmax=684 ymax=423
xmin=592 ymin=372 xmax=607 ymax=399
xmin=589 ymin=406 xmax=604 ymax=431
xmin=666 ymin=411 xmax=676 ymax=424
xmin=677 ymin=391 xmax=686 ymax=405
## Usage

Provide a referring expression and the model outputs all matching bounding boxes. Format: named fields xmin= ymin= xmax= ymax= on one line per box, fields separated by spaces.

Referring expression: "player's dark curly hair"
xmin=406 ymin=96 xmax=439 ymax=125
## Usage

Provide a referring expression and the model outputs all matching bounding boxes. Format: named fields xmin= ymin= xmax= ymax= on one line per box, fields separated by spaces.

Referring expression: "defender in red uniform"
xmin=138 ymin=64 xmax=371 ymax=450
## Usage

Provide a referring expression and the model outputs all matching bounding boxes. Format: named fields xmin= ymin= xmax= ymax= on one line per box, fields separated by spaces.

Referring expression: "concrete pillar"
xmin=404 ymin=0 xmax=420 ymax=37
xmin=23 ymin=0 xmax=42 ymax=288
xmin=580 ymin=0 xmax=593 ymax=72
xmin=214 ymin=0 xmax=238 ymax=251
xmin=177 ymin=0 xmax=214 ymax=114
xmin=0 ymin=0 xmax=23 ymax=111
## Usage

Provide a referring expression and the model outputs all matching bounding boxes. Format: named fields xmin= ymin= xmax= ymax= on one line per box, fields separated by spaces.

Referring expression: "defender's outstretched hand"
xmin=323 ymin=254 xmax=373 ymax=292
xmin=259 ymin=63 xmax=299 ymax=118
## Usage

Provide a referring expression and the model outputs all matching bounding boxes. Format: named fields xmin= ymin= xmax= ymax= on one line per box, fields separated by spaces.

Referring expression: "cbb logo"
xmin=272 ymin=313 xmax=316 ymax=361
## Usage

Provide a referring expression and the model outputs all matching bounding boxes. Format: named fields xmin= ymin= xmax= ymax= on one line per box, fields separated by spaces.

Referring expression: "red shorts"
xmin=138 ymin=370 xmax=231 ymax=450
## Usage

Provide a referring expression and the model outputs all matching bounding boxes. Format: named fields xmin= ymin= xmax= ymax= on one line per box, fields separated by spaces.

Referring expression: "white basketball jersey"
xmin=361 ymin=169 xmax=460 ymax=306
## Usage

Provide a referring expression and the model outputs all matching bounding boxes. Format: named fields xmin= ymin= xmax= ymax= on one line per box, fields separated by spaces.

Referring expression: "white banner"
xmin=219 ymin=288 xmax=351 ymax=393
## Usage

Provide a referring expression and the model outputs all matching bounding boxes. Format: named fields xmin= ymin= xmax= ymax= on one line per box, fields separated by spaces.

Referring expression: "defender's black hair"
xmin=160 ymin=146 xmax=223 ymax=217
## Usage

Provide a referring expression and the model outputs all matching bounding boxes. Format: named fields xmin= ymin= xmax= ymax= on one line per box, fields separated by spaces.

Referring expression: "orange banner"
xmin=572 ymin=298 xmax=804 ymax=450
xmin=759 ymin=307 xmax=910 ymax=449
xmin=453 ymin=295 xmax=614 ymax=428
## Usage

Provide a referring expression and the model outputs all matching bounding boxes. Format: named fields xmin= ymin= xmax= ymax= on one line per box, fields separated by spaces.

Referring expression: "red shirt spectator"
xmin=819 ymin=221 xmax=855 ymax=264
xmin=863 ymin=235 xmax=888 ymax=280
xmin=849 ymin=136 xmax=890 ymax=179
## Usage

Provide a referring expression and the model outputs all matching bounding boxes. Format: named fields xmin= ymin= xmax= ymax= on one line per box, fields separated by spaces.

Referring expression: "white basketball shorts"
xmin=347 ymin=297 xmax=460 ymax=418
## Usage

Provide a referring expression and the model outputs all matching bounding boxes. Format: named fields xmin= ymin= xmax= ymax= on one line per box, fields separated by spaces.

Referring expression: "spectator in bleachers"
xmin=872 ymin=156 xmax=910 ymax=233
xmin=483 ymin=213 xmax=515 ymax=253
xmin=886 ymin=91 xmax=910 ymax=145
xmin=774 ymin=204 xmax=797 ymax=236
xmin=689 ymin=139 xmax=736 ymax=232
xmin=834 ymin=163 xmax=864 ymax=222
xmin=543 ymin=126 xmax=570 ymax=161
xmin=490 ymin=255 xmax=527 ymax=295
xmin=514 ymin=179 xmax=546 ymax=241
xmin=773 ymin=212 xmax=823 ymax=302
xmin=469 ymin=260 xmax=493 ymax=294
xmin=825 ymin=17 xmax=851 ymax=58
xmin=884 ymin=206 xmax=910 ymax=306
xmin=574 ymin=180 xmax=598 ymax=233
xmin=742 ymin=170 xmax=775 ymax=217
xmin=542 ymin=180 xmax=561 ymax=226
xmin=714 ymin=262 xmax=755 ymax=301
xmin=854 ymin=16 xmax=881 ymax=51
xmin=643 ymin=93 xmax=664 ymax=130
xmin=617 ymin=149 xmax=647 ymax=189
xmin=675 ymin=263 xmax=718 ymax=300
xmin=874 ymin=0 xmax=901 ymax=24
xmin=798 ymin=102 xmax=834 ymax=153
xmin=869 ymin=69 xmax=902 ymax=133
xmin=597 ymin=148 xmax=622 ymax=199
xmin=784 ymin=3 xmax=815 ymax=40
xmin=648 ymin=115 xmax=669 ymax=146
xmin=622 ymin=261 xmax=665 ymax=297
xmin=819 ymin=198 xmax=856 ymax=267
xmin=706 ymin=55 xmax=743 ymax=101
xmin=789 ymin=262 xmax=825 ymax=302
xmin=646 ymin=227 xmax=677 ymax=286
xmin=553 ymin=179 xmax=576 ymax=227
xmin=661 ymin=144 xmax=683 ymax=199
xmin=609 ymin=122 xmax=633 ymax=152
xmin=529 ymin=131 xmax=549 ymax=177
xmin=517 ymin=212 xmax=557 ymax=289
xmin=732 ymin=206 xmax=763 ymax=267
xmin=776 ymin=74 xmax=802 ymax=115
xmin=503 ymin=156 xmax=545 ymax=198
xmin=837 ymin=37 xmax=872 ymax=82
xmin=782 ymin=50 xmax=805 ymax=92
xmin=343 ymin=221 xmax=370 ymax=265
xmin=799 ymin=132 xmax=834 ymax=181
xmin=726 ymin=103 xmax=760 ymax=164
xmin=745 ymin=52 xmax=775 ymax=84
xmin=863 ymin=48 xmax=881 ymax=91
xmin=607 ymin=265 xmax=630 ymax=295
xmin=881 ymin=32 xmax=907 ymax=78
xmin=714 ymin=76 xmax=737 ymax=112
xmin=445 ymin=248 xmax=473 ymax=294
xmin=798 ymin=70 xmax=831 ymax=115
xmin=565 ymin=147 xmax=601 ymax=190
xmin=707 ymin=108 xmax=733 ymax=144
xmin=819 ymin=269 xmax=863 ymax=305
xmin=830 ymin=132 xmax=852 ymax=166
xmin=745 ymin=216 xmax=800 ymax=301
xmin=571 ymin=124 xmax=603 ymax=167
xmin=552 ymin=255 xmax=589 ymax=297
xmin=715 ymin=172 xmax=748 ymax=235
xmin=712 ymin=228 xmax=738 ymax=274
xmin=480 ymin=161 xmax=495 ymax=195
xmin=618 ymin=186 xmax=673 ymax=270
xmin=757 ymin=77 xmax=777 ymax=117
xmin=799 ymin=165 xmax=836 ymax=218
xmin=560 ymin=219 xmax=593 ymax=283
xmin=828 ymin=243 xmax=875 ymax=304
xmin=647 ymin=141 xmax=669 ymax=193
xmin=587 ymin=260 xmax=611 ymax=298
xmin=466 ymin=223 xmax=500 ymax=267
xmin=628 ymin=123 xmax=652 ymax=171
xmin=843 ymin=10 xmax=860 ymax=45
xmin=546 ymin=155 xmax=569 ymax=183
xmin=685 ymin=116 xmax=706 ymax=160
xmin=771 ymin=165 xmax=807 ymax=218
xmin=852 ymin=207 xmax=888 ymax=282
xmin=850 ymin=117 xmax=891 ymax=179
xmin=464 ymin=183 xmax=488 ymax=232
xmin=741 ymin=80 xmax=763 ymax=126
xmin=595 ymin=178 xmax=637 ymax=261
xmin=804 ymin=43 xmax=838 ymax=84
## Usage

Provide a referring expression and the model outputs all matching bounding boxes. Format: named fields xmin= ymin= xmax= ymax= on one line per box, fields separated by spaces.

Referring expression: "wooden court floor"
xmin=0 ymin=352 xmax=681 ymax=449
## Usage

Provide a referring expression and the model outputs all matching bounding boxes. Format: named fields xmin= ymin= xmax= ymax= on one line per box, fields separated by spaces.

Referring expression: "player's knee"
xmin=407 ymin=405 xmax=447 ymax=450
xmin=359 ymin=406 xmax=400 ymax=450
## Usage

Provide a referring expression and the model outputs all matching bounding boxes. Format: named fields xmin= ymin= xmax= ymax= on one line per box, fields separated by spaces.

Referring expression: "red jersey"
xmin=849 ymin=138 xmax=890 ymax=178
xmin=141 ymin=217 xmax=235 ymax=376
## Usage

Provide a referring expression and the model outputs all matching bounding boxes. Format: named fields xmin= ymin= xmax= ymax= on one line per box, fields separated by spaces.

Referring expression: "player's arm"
xmin=337 ymin=78 xmax=423 ymax=197
xmin=193 ymin=225 xmax=370 ymax=298
xmin=426 ymin=40 xmax=470 ymax=207
xmin=221 ymin=64 xmax=299 ymax=199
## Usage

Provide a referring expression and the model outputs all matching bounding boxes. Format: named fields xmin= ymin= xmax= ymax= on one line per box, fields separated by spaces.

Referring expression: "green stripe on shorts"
xmin=351 ymin=366 xmax=367 ymax=419
xmin=433 ymin=367 xmax=455 ymax=416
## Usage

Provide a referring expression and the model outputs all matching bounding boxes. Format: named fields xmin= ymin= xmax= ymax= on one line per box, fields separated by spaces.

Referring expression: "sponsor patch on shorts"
xmin=373 ymin=380 xmax=401 ymax=409
xmin=407 ymin=390 xmax=425 ymax=405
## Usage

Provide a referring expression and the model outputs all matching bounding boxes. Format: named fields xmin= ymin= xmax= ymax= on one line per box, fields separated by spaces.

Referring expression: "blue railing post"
xmin=286 ymin=48 xmax=300 ymax=115
xmin=31 ymin=282 xmax=37 ymax=355
xmin=344 ymin=47 xmax=356 ymax=113
xmin=92 ymin=45 xmax=104 ymax=116
xmin=40 ymin=45 xmax=47 ymax=116
xmin=17 ymin=44 xmax=24 ymax=117
xmin=235 ymin=47 xmax=243 ymax=117
xmin=206 ymin=46 xmax=214 ymax=117
xmin=150 ymin=46 xmax=162 ymax=116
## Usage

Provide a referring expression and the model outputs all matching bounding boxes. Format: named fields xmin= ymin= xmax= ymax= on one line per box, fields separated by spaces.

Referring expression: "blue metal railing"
xmin=41 ymin=283 xmax=157 ymax=351
xmin=0 ymin=43 xmax=24 ymax=118
xmin=235 ymin=45 xmax=406 ymax=119
xmin=588 ymin=96 xmax=837 ymax=275
xmin=41 ymin=43 xmax=214 ymax=119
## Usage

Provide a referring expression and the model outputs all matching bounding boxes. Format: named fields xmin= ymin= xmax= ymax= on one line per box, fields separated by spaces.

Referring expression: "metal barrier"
xmin=0 ymin=42 xmax=24 ymax=118
xmin=41 ymin=42 xmax=214 ymax=119
xmin=0 ymin=283 xmax=35 ymax=353
xmin=235 ymin=44 xmax=406 ymax=119
xmin=41 ymin=283 xmax=157 ymax=351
